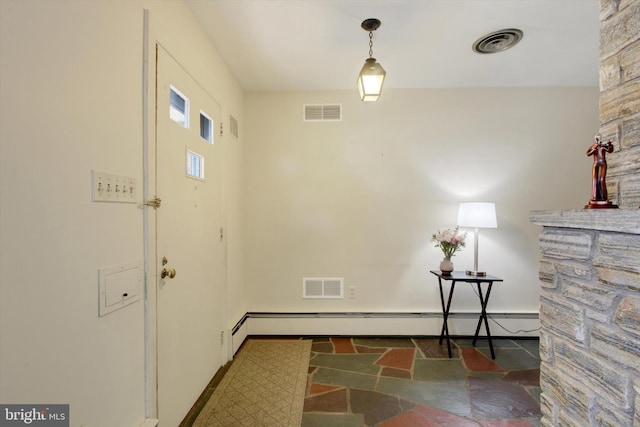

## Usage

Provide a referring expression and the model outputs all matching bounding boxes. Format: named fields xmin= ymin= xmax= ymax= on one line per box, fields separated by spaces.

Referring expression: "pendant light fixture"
xmin=357 ymin=18 xmax=386 ymax=102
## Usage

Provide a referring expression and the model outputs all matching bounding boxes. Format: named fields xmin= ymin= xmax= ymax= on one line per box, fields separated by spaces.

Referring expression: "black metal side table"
xmin=429 ymin=270 xmax=503 ymax=359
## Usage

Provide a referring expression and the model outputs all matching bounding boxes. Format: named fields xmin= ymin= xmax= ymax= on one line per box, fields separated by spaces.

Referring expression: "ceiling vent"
xmin=304 ymin=104 xmax=342 ymax=122
xmin=303 ymin=277 xmax=344 ymax=299
xmin=472 ymin=28 xmax=523 ymax=54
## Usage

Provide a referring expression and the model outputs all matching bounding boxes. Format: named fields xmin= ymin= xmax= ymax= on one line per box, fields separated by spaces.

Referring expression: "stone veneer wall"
xmin=528 ymin=2 xmax=640 ymax=426
xmin=598 ymin=0 xmax=640 ymax=208
xmin=531 ymin=211 xmax=640 ymax=426
xmin=531 ymin=0 xmax=640 ymax=427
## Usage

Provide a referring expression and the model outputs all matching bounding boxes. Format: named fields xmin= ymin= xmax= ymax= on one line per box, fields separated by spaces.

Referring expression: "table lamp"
xmin=457 ymin=202 xmax=497 ymax=276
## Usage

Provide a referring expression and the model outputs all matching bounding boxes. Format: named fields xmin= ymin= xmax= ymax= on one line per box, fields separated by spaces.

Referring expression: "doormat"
xmin=193 ymin=339 xmax=312 ymax=427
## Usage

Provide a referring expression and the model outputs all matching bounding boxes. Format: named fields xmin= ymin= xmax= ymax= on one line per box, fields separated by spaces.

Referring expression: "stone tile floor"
xmin=303 ymin=337 xmax=541 ymax=427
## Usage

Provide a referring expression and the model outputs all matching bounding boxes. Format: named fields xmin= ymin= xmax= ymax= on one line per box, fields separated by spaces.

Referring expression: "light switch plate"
xmin=92 ymin=170 xmax=136 ymax=203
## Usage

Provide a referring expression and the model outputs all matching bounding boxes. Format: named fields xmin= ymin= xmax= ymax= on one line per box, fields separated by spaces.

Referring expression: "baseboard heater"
xmin=231 ymin=311 xmax=539 ymax=337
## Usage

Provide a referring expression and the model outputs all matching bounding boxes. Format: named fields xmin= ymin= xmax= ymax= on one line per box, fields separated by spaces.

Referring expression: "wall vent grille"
xmin=304 ymin=104 xmax=342 ymax=122
xmin=303 ymin=277 xmax=344 ymax=299
xmin=229 ymin=115 xmax=239 ymax=139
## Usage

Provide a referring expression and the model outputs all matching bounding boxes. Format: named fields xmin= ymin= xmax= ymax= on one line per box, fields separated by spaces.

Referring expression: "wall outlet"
xmin=348 ymin=286 xmax=356 ymax=299
xmin=91 ymin=170 xmax=136 ymax=203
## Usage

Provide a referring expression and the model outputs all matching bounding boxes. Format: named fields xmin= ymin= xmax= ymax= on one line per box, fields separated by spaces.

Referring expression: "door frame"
xmin=142 ymin=10 xmax=159 ymax=419
xmin=143 ymin=9 xmax=232 ymax=420
xmin=143 ymin=10 xmax=231 ymax=420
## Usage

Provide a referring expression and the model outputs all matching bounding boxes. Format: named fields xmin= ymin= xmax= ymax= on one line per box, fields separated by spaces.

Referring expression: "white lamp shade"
xmin=457 ymin=202 xmax=497 ymax=228
xmin=357 ymin=58 xmax=386 ymax=102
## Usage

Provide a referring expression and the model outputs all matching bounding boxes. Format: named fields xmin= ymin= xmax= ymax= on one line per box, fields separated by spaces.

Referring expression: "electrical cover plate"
xmin=98 ymin=262 xmax=142 ymax=317
xmin=92 ymin=170 xmax=137 ymax=203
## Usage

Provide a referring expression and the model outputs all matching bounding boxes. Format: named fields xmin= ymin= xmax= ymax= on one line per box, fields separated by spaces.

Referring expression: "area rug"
xmin=193 ymin=339 xmax=312 ymax=427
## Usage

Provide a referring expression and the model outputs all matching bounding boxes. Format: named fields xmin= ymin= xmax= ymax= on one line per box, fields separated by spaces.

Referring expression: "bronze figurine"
xmin=585 ymin=135 xmax=618 ymax=209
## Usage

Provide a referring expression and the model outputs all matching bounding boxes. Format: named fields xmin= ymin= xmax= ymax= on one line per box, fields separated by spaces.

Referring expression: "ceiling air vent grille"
xmin=229 ymin=115 xmax=239 ymax=139
xmin=303 ymin=277 xmax=344 ymax=299
xmin=304 ymin=104 xmax=342 ymax=122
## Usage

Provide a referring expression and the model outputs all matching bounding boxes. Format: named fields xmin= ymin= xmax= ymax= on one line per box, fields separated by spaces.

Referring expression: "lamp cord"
xmin=489 ymin=316 xmax=541 ymax=335
xmin=467 ymin=283 xmax=541 ymax=335
xmin=368 ymin=31 xmax=374 ymax=58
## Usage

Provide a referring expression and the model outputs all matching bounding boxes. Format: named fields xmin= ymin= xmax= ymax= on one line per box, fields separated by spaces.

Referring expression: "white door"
xmin=155 ymin=44 xmax=225 ymax=426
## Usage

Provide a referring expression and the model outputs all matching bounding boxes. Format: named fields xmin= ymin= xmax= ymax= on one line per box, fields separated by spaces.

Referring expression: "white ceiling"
xmin=185 ymin=0 xmax=600 ymax=91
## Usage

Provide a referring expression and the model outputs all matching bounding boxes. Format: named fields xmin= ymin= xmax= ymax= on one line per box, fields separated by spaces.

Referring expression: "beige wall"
xmin=0 ymin=0 xmax=600 ymax=424
xmin=0 ymin=0 xmax=245 ymax=425
xmin=244 ymin=88 xmax=599 ymax=317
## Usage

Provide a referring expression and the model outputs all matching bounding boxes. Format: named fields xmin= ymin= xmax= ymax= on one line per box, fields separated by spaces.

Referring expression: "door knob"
xmin=161 ymin=268 xmax=176 ymax=279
